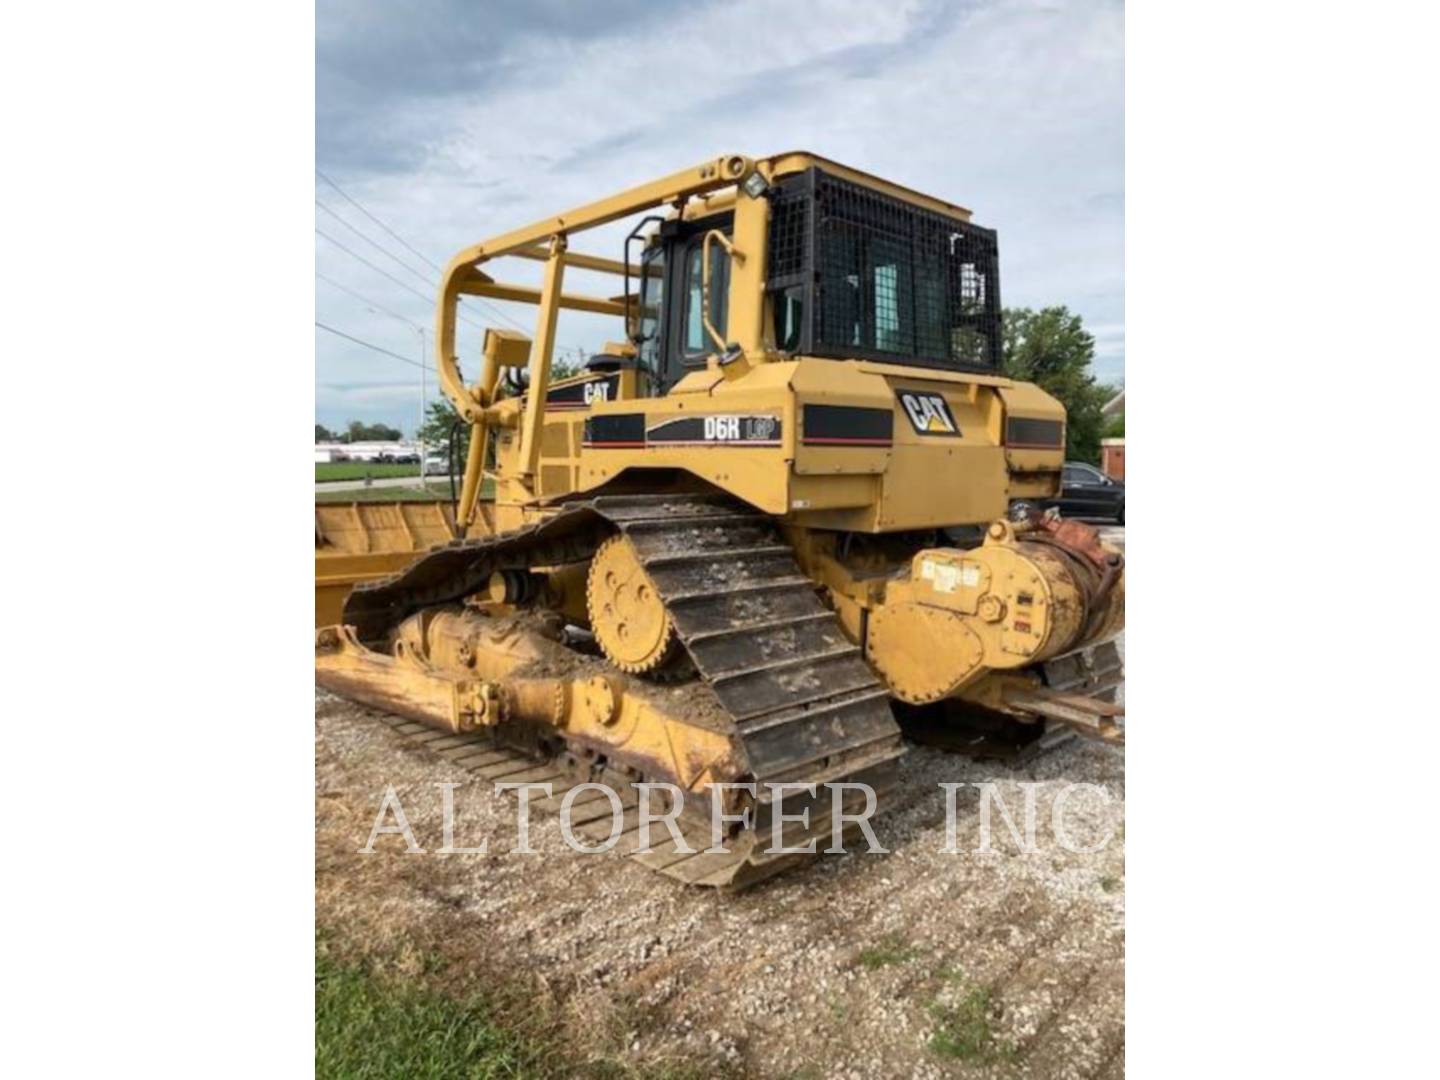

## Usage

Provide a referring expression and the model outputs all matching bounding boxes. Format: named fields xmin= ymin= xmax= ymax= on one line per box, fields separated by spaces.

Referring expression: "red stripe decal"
xmin=644 ymin=440 xmax=782 ymax=447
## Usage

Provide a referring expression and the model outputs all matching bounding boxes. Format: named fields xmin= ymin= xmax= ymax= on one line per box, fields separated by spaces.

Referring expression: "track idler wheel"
xmin=586 ymin=534 xmax=681 ymax=676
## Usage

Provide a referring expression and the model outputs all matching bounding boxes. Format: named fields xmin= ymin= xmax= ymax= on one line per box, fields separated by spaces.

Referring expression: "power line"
xmin=316 ymin=168 xmax=443 ymax=273
xmin=314 ymin=169 xmax=599 ymax=352
xmin=315 ymin=321 xmax=426 ymax=370
xmin=316 ymin=271 xmax=424 ymax=333
xmin=314 ymin=169 xmax=531 ymax=334
xmin=316 ymin=199 xmax=435 ymax=288
xmin=315 ymin=227 xmax=442 ymax=310
xmin=316 ymin=227 xmax=518 ymax=336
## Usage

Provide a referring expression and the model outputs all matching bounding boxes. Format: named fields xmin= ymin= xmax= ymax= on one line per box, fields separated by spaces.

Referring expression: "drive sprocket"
xmin=586 ymin=533 xmax=680 ymax=675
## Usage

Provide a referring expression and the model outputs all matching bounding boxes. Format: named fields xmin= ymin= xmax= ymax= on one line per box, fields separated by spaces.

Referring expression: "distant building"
xmin=1100 ymin=390 xmax=1124 ymax=481
xmin=314 ymin=440 xmax=418 ymax=464
xmin=1101 ymin=438 xmax=1125 ymax=482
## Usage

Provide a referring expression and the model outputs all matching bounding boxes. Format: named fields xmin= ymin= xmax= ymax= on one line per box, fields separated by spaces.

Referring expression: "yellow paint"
xmin=315 ymin=153 xmax=1120 ymax=750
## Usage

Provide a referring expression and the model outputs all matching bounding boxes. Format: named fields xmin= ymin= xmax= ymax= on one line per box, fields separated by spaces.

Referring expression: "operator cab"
xmin=631 ymin=211 xmax=733 ymax=392
xmin=627 ymin=165 xmax=1002 ymax=393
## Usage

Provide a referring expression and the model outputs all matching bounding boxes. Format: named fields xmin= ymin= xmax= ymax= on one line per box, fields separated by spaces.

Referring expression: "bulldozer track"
xmin=365 ymin=708 xmax=899 ymax=889
xmin=342 ymin=493 xmax=906 ymax=888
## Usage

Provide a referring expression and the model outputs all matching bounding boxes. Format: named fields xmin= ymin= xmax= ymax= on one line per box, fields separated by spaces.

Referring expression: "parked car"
xmin=422 ymin=455 xmax=450 ymax=476
xmin=1029 ymin=461 xmax=1125 ymax=524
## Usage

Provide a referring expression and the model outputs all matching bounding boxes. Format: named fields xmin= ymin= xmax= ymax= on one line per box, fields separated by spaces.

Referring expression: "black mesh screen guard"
xmin=766 ymin=168 xmax=1001 ymax=371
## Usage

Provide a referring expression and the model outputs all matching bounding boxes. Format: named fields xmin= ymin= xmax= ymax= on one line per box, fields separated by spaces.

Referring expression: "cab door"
xmin=657 ymin=212 xmax=732 ymax=389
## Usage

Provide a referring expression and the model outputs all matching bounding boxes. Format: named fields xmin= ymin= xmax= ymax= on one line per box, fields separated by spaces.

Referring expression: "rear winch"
xmin=866 ymin=518 xmax=1124 ymax=705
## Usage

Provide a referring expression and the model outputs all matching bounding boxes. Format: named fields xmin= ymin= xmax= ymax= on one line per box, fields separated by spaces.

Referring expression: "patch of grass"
xmin=858 ymin=935 xmax=918 ymax=970
xmin=316 ymin=947 xmax=552 ymax=1078
xmin=317 ymin=462 xmax=421 ymax=481
xmin=315 ymin=485 xmax=452 ymax=503
xmin=1099 ymin=875 xmax=1121 ymax=893
xmin=585 ymin=1059 xmax=720 ymax=1080
xmin=927 ymin=978 xmax=1016 ymax=1065
xmin=579 ymin=994 xmax=725 ymax=1080
xmin=314 ymin=478 xmax=494 ymax=504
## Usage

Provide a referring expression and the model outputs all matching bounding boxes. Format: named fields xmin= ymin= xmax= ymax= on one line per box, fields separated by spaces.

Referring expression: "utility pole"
xmin=417 ymin=327 xmax=428 ymax=491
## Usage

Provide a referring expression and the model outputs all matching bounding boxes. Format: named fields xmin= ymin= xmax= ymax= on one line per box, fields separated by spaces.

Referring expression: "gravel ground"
xmin=317 ymin=715 xmax=1123 ymax=1078
xmin=316 ymin=527 xmax=1126 ymax=1078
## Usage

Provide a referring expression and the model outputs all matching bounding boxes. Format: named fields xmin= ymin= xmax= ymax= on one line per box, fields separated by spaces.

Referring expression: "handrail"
xmin=700 ymin=228 xmax=745 ymax=352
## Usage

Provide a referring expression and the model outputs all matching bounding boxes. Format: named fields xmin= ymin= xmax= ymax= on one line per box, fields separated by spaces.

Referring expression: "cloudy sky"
xmin=315 ymin=0 xmax=1123 ymax=435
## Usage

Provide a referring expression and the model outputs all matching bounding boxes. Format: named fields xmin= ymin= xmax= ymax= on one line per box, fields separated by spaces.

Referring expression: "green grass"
xmin=858 ymin=935 xmax=918 ymax=970
xmin=927 ymin=975 xmax=1016 ymax=1064
xmin=315 ymin=485 xmax=452 ymax=503
xmin=316 ymin=949 xmax=551 ymax=1079
xmin=314 ymin=478 xmax=494 ymax=504
xmin=317 ymin=462 xmax=421 ymax=481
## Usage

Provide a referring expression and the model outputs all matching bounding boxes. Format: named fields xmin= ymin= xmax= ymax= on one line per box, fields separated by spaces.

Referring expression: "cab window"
xmin=773 ymin=287 xmax=804 ymax=351
xmin=636 ymin=245 xmax=665 ymax=374
xmin=681 ymin=238 xmax=729 ymax=359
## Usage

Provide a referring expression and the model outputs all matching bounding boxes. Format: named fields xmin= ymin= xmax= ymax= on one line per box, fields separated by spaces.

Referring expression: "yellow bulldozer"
xmin=315 ymin=152 xmax=1124 ymax=887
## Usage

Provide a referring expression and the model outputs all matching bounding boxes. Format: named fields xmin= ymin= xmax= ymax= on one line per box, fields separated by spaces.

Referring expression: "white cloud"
xmin=316 ymin=0 xmax=1124 ymax=431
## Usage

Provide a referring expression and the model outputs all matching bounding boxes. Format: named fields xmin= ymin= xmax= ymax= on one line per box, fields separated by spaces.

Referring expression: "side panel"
xmin=996 ymin=382 xmax=1065 ymax=500
xmin=878 ymin=376 xmax=1009 ymax=528
xmin=492 ymin=366 xmax=643 ymax=510
xmin=575 ymin=361 xmax=799 ymax=515
xmin=789 ymin=359 xmax=1011 ymax=530
xmin=543 ymin=358 xmax=1066 ymax=532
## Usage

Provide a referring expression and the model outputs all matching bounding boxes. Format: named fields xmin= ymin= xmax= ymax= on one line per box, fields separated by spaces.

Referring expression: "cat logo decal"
xmin=896 ymin=390 xmax=959 ymax=437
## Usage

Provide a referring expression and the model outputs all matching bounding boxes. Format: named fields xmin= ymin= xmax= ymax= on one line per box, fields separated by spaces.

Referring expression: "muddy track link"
xmin=341 ymin=493 xmax=906 ymax=888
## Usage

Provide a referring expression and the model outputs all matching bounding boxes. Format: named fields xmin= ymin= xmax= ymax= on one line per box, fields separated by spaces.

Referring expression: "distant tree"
xmin=343 ymin=420 xmax=403 ymax=443
xmin=315 ymin=423 xmax=334 ymax=443
xmin=1103 ymin=411 xmax=1125 ymax=438
xmin=418 ymin=399 xmax=469 ymax=466
xmin=1001 ymin=306 xmax=1114 ymax=465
